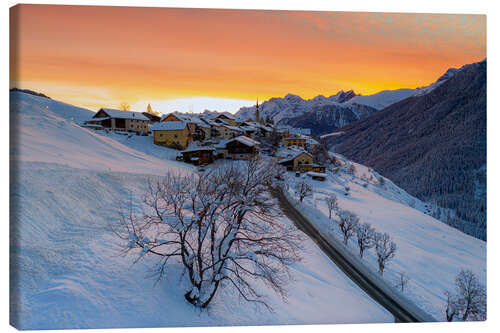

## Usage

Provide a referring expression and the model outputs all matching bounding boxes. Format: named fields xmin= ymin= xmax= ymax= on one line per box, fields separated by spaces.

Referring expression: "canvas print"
xmin=9 ymin=4 xmax=486 ymax=330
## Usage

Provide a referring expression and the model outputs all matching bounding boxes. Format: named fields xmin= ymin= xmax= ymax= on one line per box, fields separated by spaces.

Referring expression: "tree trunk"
xmin=378 ymin=261 xmax=384 ymax=275
xmin=201 ymin=280 xmax=220 ymax=308
xmin=359 ymin=247 xmax=364 ymax=258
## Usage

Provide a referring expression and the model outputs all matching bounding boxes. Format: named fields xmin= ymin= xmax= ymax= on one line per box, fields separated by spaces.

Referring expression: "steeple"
xmin=255 ymin=99 xmax=260 ymax=123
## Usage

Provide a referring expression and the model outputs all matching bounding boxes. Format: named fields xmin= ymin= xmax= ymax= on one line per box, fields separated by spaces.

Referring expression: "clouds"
xmin=11 ymin=5 xmax=486 ymax=109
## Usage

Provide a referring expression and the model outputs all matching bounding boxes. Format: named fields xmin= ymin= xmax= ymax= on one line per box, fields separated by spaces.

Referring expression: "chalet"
xmin=84 ymin=108 xmax=149 ymax=133
xmin=283 ymin=136 xmax=307 ymax=149
xmin=211 ymin=124 xmax=242 ymax=139
xmin=151 ymin=121 xmax=191 ymax=149
xmin=181 ymin=147 xmax=215 ymax=165
xmin=162 ymin=113 xmax=209 ymax=141
xmin=216 ymin=113 xmax=238 ymax=126
xmin=142 ymin=112 xmax=161 ymax=123
xmin=278 ymin=151 xmax=314 ymax=172
xmin=311 ymin=164 xmax=326 ymax=173
xmin=306 ymin=171 xmax=327 ymax=181
xmin=225 ymin=136 xmax=260 ymax=160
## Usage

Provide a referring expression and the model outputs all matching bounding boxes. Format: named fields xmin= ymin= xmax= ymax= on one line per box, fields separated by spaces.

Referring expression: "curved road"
xmin=273 ymin=188 xmax=435 ymax=323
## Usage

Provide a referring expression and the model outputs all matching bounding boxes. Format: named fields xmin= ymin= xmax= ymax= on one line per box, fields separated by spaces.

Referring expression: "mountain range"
xmin=326 ymin=59 xmax=486 ymax=240
xmin=235 ymin=65 xmax=463 ymax=136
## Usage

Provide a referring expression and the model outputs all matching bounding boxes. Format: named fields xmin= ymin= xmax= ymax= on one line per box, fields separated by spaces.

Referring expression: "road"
xmin=273 ymin=188 xmax=435 ymax=323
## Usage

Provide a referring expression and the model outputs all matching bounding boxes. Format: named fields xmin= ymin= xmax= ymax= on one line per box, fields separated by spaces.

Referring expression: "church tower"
xmin=255 ymin=99 xmax=260 ymax=123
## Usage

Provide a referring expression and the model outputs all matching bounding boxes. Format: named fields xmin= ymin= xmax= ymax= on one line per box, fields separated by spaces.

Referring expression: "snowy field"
xmin=10 ymin=91 xmax=392 ymax=329
xmin=284 ymin=155 xmax=486 ymax=321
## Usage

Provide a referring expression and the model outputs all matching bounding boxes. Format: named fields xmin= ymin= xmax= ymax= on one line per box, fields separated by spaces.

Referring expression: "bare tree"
xmin=325 ymin=194 xmax=338 ymax=219
xmin=312 ymin=140 xmax=330 ymax=165
xmin=395 ymin=271 xmax=410 ymax=293
xmin=336 ymin=210 xmax=359 ymax=245
xmin=111 ymin=158 xmax=302 ymax=310
xmin=455 ymin=269 xmax=486 ymax=321
xmin=119 ymin=102 xmax=131 ymax=111
xmin=355 ymin=223 xmax=375 ymax=258
xmin=346 ymin=163 xmax=356 ymax=175
xmin=374 ymin=232 xmax=396 ymax=275
xmin=444 ymin=290 xmax=461 ymax=322
xmin=294 ymin=180 xmax=313 ymax=203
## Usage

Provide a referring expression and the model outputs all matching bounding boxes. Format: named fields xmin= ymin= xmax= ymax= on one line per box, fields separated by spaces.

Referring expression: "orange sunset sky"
xmin=10 ymin=5 xmax=486 ymax=113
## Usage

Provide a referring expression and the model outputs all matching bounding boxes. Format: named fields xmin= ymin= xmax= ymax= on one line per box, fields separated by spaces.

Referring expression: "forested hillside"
xmin=327 ymin=60 xmax=486 ymax=240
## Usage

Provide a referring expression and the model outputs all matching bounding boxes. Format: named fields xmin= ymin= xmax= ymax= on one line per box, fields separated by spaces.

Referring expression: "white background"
xmin=2 ymin=0 xmax=498 ymax=332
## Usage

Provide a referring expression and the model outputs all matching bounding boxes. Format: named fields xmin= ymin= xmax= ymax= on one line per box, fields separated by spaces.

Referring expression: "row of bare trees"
xmin=324 ymin=193 xmax=397 ymax=276
xmin=112 ymin=158 xmax=302 ymax=310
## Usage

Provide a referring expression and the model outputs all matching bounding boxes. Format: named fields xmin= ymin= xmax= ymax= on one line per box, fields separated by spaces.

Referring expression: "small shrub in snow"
xmin=408 ymin=199 xmax=416 ymax=208
xmin=336 ymin=210 xmax=359 ymax=245
xmin=378 ymin=176 xmax=385 ymax=186
xmin=355 ymin=223 xmax=376 ymax=258
xmin=344 ymin=186 xmax=350 ymax=196
xmin=295 ymin=180 xmax=313 ymax=203
xmin=325 ymin=194 xmax=338 ymax=219
xmin=374 ymin=232 xmax=396 ymax=275
xmin=346 ymin=163 xmax=356 ymax=175
xmin=395 ymin=272 xmax=410 ymax=293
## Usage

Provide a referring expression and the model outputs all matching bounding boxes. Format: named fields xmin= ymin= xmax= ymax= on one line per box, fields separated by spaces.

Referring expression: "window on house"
xmin=174 ymin=134 xmax=178 ymax=138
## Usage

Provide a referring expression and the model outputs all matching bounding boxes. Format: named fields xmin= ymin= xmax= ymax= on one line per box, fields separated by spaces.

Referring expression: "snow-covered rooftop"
xmin=181 ymin=147 xmax=216 ymax=153
xmin=306 ymin=171 xmax=327 ymax=178
xmin=150 ymin=121 xmax=187 ymax=131
xmin=227 ymin=136 xmax=260 ymax=147
xmin=97 ymin=108 xmax=149 ymax=121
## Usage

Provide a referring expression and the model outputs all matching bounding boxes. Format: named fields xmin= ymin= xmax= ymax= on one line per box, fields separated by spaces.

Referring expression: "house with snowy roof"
xmin=84 ymin=108 xmax=149 ymax=134
xmin=150 ymin=121 xmax=191 ymax=149
xmin=162 ymin=113 xmax=211 ymax=141
xmin=222 ymin=136 xmax=260 ymax=160
xmin=277 ymin=150 xmax=314 ymax=172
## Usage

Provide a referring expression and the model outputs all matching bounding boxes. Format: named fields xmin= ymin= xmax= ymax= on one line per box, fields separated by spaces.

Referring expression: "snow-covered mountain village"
xmin=9 ymin=4 xmax=486 ymax=331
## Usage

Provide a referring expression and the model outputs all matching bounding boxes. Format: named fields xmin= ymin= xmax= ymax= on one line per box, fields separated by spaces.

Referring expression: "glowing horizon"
xmin=10 ymin=5 xmax=486 ymax=113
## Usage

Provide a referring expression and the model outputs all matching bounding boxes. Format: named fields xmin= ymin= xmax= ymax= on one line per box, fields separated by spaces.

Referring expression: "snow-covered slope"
xmin=347 ymin=89 xmax=417 ymax=110
xmin=10 ymin=91 xmax=185 ymax=175
xmin=10 ymin=91 xmax=392 ymax=329
xmin=284 ymin=154 xmax=486 ymax=321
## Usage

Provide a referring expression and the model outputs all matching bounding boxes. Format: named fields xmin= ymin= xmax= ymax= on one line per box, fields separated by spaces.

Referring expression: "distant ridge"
xmin=327 ymin=59 xmax=486 ymax=240
xmin=10 ymin=88 xmax=51 ymax=100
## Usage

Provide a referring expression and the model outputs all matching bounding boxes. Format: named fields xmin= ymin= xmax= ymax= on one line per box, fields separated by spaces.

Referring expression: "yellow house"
xmin=85 ymin=108 xmax=149 ymax=133
xmin=278 ymin=151 xmax=314 ymax=172
xmin=151 ymin=121 xmax=191 ymax=149
xmin=283 ymin=136 xmax=307 ymax=149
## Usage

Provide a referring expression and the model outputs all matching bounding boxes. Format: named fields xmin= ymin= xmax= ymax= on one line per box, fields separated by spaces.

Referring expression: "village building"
xmin=162 ymin=113 xmax=209 ymax=141
xmin=84 ymin=108 xmax=149 ymax=134
xmin=142 ymin=112 xmax=161 ymax=123
xmin=211 ymin=124 xmax=242 ymax=139
xmin=151 ymin=121 xmax=191 ymax=149
xmin=225 ymin=136 xmax=260 ymax=160
xmin=181 ymin=147 xmax=216 ymax=165
xmin=306 ymin=171 xmax=327 ymax=181
xmin=278 ymin=150 xmax=314 ymax=172
xmin=283 ymin=136 xmax=307 ymax=149
xmin=216 ymin=113 xmax=238 ymax=126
